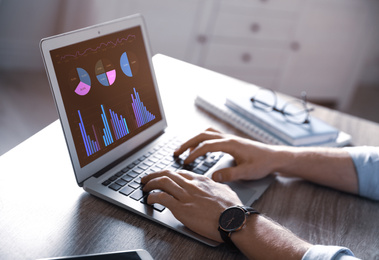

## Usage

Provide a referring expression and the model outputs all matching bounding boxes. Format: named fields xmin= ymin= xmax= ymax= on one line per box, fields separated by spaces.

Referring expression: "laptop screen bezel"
xmin=40 ymin=14 xmax=167 ymax=186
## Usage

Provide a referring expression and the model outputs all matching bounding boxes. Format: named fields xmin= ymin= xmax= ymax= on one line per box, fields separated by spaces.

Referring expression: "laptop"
xmin=40 ymin=14 xmax=274 ymax=246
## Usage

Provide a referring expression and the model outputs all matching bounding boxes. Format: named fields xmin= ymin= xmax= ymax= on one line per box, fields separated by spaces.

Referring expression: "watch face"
xmin=219 ymin=207 xmax=246 ymax=232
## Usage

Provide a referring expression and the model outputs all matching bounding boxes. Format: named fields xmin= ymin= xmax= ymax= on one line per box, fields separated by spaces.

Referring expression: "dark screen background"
xmin=51 ymin=26 xmax=162 ymax=167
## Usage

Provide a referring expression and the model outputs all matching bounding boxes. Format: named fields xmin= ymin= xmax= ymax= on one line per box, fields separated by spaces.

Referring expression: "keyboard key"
xmin=116 ymin=179 xmax=128 ymax=187
xmin=108 ymin=175 xmax=118 ymax=182
xmin=102 ymin=180 xmax=112 ymax=186
xmin=183 ymin=163 xmax=196 ymax=171
xmin=171 ymin=161 xmax=182 ymax=169
xmin=121 ymin=175 xmax=133 ymax=182
xmin=155 ymin=163 xmax=166 ymax=170
xmin=192 ymin=167 xmax=205 ymax=175
xmin=109 ymin=183 xmax=122 ymax=191
xmin=132 ymin=168 xmax=144 ymax=175
xmin=153 ymin=203 xmax=166 ymax=212
xmin=139 ymin=155 xmax=147 ymax=161
xmin=138 ymin=164 xmax=149 ymax=170
xmin=160 ymin=158 xmax=172 ymax=166
xmin=153 ymin=153 xmax=164 ymax=160
xmin=129 ymin=182 xmax=141 ymax=189
xmin=197 ymin=164 xmax=211 ymax=172
xmin=146 ymin=168 xmax=156 ymax=174
xmin=148 ymin=157 xmax=159 ymax=163
xmin=128 ymin=170 xmax=140 ymax=178
xmin=150 ymin=166 xmax=163 ymax=172
xmin=121 ymin=167 xmax=131 ymax=173
xmin=115 ymin=171 xmax=124 ymax=177
xmin=130 ymin=189 xmax=145 ymax=201
xmin=203 ymin=161 xmax=215 ymax=168
xmin=165 ymin=166 xmax=178 ymax=172
xmin=120 ymin=186 xmax=134 ymax=196
xmin=144 ymin=160 xmax=154 ymax=167
xmin=134 ymin=177 xmax=142 ymax=184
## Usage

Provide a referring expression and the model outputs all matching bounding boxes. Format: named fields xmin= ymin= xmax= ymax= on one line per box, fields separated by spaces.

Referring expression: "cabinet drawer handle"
xmin=250 ymin=23 xmax=260 ymax=33
xmin=290 ymin=41 xmax=300 ymax=51
xmin=197 ymin=35 xmax=207 ymax=44
xmin=241 ymin=53 xmax=252 ymax=63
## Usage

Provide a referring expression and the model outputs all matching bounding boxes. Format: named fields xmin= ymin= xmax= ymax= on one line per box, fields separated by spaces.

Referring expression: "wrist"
xmin=270 ymin=146 xmax=297 ymax=175
xmin=232 ymin=214 xmax=312 ymax=259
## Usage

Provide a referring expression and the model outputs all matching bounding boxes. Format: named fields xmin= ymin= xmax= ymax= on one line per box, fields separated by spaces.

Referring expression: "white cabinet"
xmin=189 ymin=0 xmax=375 ymax=110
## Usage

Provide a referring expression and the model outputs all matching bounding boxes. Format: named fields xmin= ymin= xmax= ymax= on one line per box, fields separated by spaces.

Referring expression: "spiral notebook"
xmin=195 ymin=93 xmax=351 ymax=147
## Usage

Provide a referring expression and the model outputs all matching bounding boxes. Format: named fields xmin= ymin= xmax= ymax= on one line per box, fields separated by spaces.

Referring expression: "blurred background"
xmin=1 ymin=0 xmax=379 ymax=156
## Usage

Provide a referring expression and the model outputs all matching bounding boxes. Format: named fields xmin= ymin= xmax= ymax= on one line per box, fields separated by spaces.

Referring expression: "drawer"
xmin=220 ymin=0 xmax=304 ymax=14
xmin=204 ymin=65 xmax=280 ymax=90
xmin=204 ymin=43 xmax=287 ymax=71
xmin=213 ymin=11 xmax=297 ymax=41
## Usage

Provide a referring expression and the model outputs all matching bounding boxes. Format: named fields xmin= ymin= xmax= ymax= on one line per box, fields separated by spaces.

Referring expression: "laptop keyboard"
xmin=101 ymin=137 xmax=224 ymax=212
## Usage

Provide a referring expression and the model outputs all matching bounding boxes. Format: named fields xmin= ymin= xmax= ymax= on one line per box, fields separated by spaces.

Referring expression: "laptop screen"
xmin=50 ymin=25 xmax=163 ymax=168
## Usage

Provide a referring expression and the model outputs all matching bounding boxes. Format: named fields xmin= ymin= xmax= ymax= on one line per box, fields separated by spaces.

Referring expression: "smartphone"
xmin=38 ymin=249 xmax=154 ymax=260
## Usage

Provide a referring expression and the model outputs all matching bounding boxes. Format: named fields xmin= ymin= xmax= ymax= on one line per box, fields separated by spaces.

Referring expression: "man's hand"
xmin=141 ymin=169 xmax=312 ymax=260
xmin=173 ymin=128 xmax=278 ymax=183
xmin=141 ymin=170 xmax=242 ymax=242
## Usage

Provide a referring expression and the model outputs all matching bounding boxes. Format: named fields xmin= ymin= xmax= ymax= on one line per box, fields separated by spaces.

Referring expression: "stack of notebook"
xmin=195 ymin=91 xmax=351 ymax=147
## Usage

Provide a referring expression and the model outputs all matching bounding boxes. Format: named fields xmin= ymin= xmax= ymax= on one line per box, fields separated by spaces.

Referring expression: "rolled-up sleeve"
xmin=302 ymin=245 xmax=358 ymax=260
xmin=343 ymin=146 xmax=379 ymax=200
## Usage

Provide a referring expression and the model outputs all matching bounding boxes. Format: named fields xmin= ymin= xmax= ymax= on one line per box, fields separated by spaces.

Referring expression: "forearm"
xmin=232 ymin=214 xmax=311 ymax=260
xmin=271 ymin=146 xmax=358 ymax=194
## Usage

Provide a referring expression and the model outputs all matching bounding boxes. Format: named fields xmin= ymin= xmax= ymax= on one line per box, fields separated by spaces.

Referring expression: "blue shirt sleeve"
xmin=302 ymin=147 xmax=378 ymax=260
xmin=343 ymin=146 xmax=379 ymax=200
xmin=302 ymin=245 xmax=359 ymax=260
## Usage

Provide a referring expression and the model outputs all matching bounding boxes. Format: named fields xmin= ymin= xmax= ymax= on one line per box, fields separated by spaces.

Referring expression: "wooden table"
xmin=0 ymin=55 xmax=378 ymax=260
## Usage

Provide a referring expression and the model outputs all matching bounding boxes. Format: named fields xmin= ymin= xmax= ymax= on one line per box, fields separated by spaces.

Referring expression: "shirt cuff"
xmin=343 ymin=146 xmax=379 ymax=200
xmin=302 ymin=245 xmax=358 ymax=260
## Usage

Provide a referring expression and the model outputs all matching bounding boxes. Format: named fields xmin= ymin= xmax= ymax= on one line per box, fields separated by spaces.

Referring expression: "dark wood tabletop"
xmin=0 ymin=55 xmax=378 ymax=260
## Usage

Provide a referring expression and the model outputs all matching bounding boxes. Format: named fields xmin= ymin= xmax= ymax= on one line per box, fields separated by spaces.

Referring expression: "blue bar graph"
xmin=78 ymin=110 xmax=100 ymax=156
xmin=131 ymin=88 xmax=156 ymax=128
xmin=109 ymin=108 xmax=129 ymax=140
xmin=101 ymin=104 xmax=114 ymax=147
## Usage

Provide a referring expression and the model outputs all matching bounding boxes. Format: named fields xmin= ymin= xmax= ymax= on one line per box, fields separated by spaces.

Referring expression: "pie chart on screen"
xmin=120 ymin=52 xmax=138 ymax=77
xmin=95 ymin=59 xmax=116 ymax=86
xmin=69 ymin=67 xmax=91 ymax=96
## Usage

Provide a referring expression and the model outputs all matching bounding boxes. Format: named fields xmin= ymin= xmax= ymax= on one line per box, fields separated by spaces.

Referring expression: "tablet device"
xmin=38 ymin=249 xmax=153 ymax=260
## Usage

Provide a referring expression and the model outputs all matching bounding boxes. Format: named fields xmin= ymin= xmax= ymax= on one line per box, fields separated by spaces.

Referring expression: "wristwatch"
xmin=218 ymin=206 xmax=260 ymax=249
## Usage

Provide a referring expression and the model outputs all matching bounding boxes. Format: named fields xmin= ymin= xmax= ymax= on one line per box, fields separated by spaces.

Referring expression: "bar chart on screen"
xmin=78 ymin=110 xmax=101 ymax=156
xmin=76 ymin=86 xmax=156 ymax=157
xmin=131 ymin=88 xmax=156 ymax=128
xmin=108 ymin=108 xmax=130 ymax=140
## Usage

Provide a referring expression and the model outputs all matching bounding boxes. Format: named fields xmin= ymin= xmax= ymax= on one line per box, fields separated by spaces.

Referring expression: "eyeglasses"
xmin=250 ymin=88 xmax=314 ymax=125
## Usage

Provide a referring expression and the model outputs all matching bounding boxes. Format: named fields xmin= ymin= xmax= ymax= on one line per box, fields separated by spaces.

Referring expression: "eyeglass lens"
xmin=251 ymin=88 xmax=311 ymax=124
xmin=283 ymin=99 xmax=309 ymax=124
xmin=251 ymin=89 xmax=276 ymax=112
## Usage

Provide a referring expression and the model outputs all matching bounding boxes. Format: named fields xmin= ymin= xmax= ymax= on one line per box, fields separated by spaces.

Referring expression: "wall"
xmin=0 ymin=0 xmax=378 ymax=99
xmin=0 ymin=0 xmax=201 ymax=71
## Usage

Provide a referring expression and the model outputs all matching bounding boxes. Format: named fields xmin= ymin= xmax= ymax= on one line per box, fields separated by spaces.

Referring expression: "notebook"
xmin=195 ymin=93 xmax=352 ymax=147
xmin=40 ymin=14 xmax=274 ymax=247
xmin=225 ymin=93 xmax=339 ymax=146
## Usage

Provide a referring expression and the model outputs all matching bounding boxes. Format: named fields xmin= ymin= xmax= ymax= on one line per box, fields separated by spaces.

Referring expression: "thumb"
xmin=212 ymin=167 xmax=241 ymax=183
